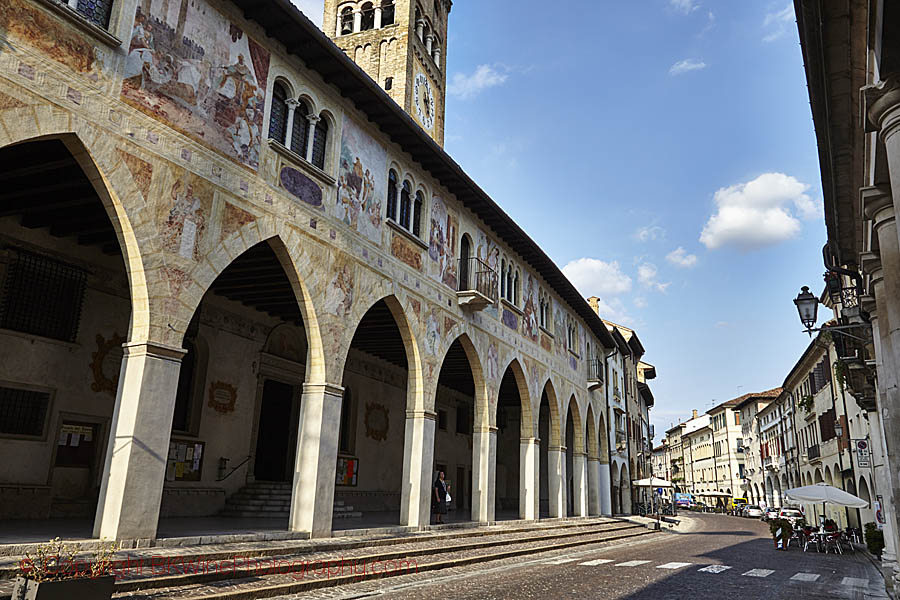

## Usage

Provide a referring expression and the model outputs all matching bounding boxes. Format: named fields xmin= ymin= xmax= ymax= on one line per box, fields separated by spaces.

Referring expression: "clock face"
xmin=413 ymin=72 xmax=435 ymax=131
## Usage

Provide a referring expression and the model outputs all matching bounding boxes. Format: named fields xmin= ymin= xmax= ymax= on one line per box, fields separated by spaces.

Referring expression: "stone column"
xmin=353 ymin=10 xmax=362 ymax=33
xmin=283 ymin=98 xmax=299 ymax=149
xmin=425 ymin=34 xmax=433 ymax=54
xmin=472 ymin=426 xmax=497 ymax=522
xmin=572 ymin=452 xmax=588 ymax=516
xmin=415 ymin=19 xmax=425 ymax=41
xmin=374 ymin=6 xmax=382 ymax=29
xmin=433 ymin=47 xmax=442 ymax=66
xmin=587 ymin=456 xmax=600 ymax=516
xmin=547 ymin=446 xmax=565 ymax=517
xmin=400 ymin=409 xmax=436 ymax=528
xmin=94 ymin=342 xmax=185 ymax=541
xmin=305 ymin=115 xmax=320 ymax=162
xmin=289 ymin=382 xmax=343 ymax=537
xmin=599 ymin=460 xmax=612 ymax=516
xmin=519 ymin=436 xmax=538 ymax=520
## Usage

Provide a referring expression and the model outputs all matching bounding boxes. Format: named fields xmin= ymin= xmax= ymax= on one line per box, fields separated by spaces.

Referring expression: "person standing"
xmin=433 ymin=471 xmax=449 ymax=524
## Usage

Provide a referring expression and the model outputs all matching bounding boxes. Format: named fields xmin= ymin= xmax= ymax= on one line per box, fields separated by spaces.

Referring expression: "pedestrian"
xmin=433 ymin=471 xmax=449 ymax=524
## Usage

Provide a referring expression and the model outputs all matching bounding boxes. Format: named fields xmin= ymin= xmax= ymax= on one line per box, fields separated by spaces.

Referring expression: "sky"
xmin=293 ymin=0 xmax=830 ymax=440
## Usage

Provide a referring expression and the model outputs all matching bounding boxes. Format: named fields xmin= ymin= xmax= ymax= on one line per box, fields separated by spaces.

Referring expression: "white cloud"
xmin=634 ymin=297 xmax=648 ymax=309
xmin=637 ymin=262 xmax=671 ymax=293
xmin=562 ymin=258 xmax=632 ymax=297
xmin=762 ymin=4 xmax=794 ymax=42
xmin=634 ymin=225 xmax=665 ymax=242
xmin=670 ymin=0 xmax=699 ymax=14
xmin=666 ymin=247 xmax=698 ymax=268
xmin=669 ymin=59 xmax=707 ymax=76
xmin=699 ymin=172 xmax=816 ymax=251
xmin=448 ymin=65 xmax=508 ymax=100
xmin=715 ymin=321 xmax=729 ymax=328
xmin=290 ymin=0 xmax=324 ymax=28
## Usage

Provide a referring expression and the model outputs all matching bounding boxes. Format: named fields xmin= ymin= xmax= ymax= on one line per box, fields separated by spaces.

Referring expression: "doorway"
xmin=253 ymin=379 xmax=297 ymax=482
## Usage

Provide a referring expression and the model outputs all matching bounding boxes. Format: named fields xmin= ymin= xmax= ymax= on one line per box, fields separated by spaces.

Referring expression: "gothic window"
xmin=413 ymin=191 xmax=423 ymax=237
xmin=500 ymin=259 xmax=507 ymax=298
xmin=268 ymin=82 xmax=288 ymax=144
xmin=400 ymin=180 xmax=412 ymax=229
xmin=384 ymin=77 xmax=393 ymax=90
xmin=340 ymin=6 xmax=354 ymax=35
xmin=387 ymin=170 xmax=398 ymax=220
xmin=381 ymin=0 xmax=395 ymax=26
xmin=289 ymin=100 xmax=309 ymax=156
xmin=311 ymin=116 xmax=329 ymax=169
xmin=514 ymin=269 xmax=520 ymax=305
xmin=360 ymin=2 xmax=375 ymax=30
xmin=459 ymin=234 xmax=471 ymax=290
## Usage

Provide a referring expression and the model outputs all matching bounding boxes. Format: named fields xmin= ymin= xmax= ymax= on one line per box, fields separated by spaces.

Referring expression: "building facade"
xmin=0 ymin=0 xmax=651 ymax=544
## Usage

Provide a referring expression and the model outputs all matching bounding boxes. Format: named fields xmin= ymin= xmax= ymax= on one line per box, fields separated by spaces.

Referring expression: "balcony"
xmin=807 ymin=444 xmax=821 ymax=461
xmin=587 ymin=359 xmax=604 ymax=390
xmin=456 ymin=256 xmax=497 ymax=310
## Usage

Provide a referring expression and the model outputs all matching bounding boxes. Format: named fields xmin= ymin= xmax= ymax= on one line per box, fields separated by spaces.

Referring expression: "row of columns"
xmin=94 ymin=357 xmax=614 ymax=540
xmin=861 ymin=79 xmax=900 ymax=588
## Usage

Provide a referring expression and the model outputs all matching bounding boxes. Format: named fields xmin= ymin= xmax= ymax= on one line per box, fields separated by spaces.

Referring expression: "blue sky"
xmin=295 ymin=0 xmax=828 ymax=439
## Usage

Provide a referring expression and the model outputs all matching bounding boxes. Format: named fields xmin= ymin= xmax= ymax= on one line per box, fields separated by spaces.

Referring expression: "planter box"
xmin=13 ymin=575 xmax=115 ymax=600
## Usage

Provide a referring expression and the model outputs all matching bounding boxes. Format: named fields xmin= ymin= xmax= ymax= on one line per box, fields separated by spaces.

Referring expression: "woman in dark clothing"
xmin=433 ymin=471 xmax=449 ymax=524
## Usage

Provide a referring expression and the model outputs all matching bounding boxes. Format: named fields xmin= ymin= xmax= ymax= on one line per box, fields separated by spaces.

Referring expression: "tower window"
xmin=399 ymin=180 xmax=412 ymax=229
xmin=384 ymin=77 xmax=393 ymax=90
xmin=340 ymin=7 xmax=353 ymax=35
xmin=311 ymin=115 xmax=329 ymax=169
xmin=413 ymin=191 xmax=423 ymax=237
xmin=386 ymin=169 xmax=398 ymax=220
xmin=360 ymin=2 xmax=375 ymax=31
xmin=268 ymin=82 xmax=288 ymax=145
xmin=381 ymin=0 xmax=395 ymax=26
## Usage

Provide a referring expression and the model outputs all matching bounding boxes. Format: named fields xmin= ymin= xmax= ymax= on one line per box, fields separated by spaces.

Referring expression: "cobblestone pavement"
xmin=273 ymin=513 xmax=891 ymax=600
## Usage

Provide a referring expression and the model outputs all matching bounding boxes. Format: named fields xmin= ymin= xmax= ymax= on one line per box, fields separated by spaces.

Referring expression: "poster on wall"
xmin=336 ymin=116 xmax=385 ymax=244
xmin=336 ymin=456 xmax=359 ymax=486
xmin=166 ymin=439 xmax=205 ymax=482
xmin=121 ymin=2 xmax=270 ymax=170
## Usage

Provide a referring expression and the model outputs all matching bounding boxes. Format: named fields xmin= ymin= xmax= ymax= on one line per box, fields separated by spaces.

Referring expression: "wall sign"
xmin=208 ymin=381 xmax=237 ymax=414
xmin=336 ymin=456 xmax=358 ymax=486
xmin=166 ymin=439 xmax=205 ymax=481
xmin=364 ymin=402 xmax=389 ymax=441
xmin=90 ymin=332 xmax=125 ymax=397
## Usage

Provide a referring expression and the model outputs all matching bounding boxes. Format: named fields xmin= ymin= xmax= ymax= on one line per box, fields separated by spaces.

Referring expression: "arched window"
xmin=514 ymin=269 xmax=520 ymax=305
xmin=506 ymin=266 xmax=513 ymax=302
xmin=268 ymin=82 xmax=288 ymax=143
xmin=413 ymin=191 xmax=423 ymax=237
xmin=360 ymin=2 xmax=375 ymax=30
xmin=400 ymin=180 xmax=412 ymax=229
xmin=172 ymin=338 xmax=197 ymax=433
xmin=500 ymin=258 xmax=507 ymax=298
xmin=290 ymin=100 xmax=309 ymax=156
xmin=381 ymin=0 xmax=395 ymax=26
xmin=340 ymin=6 xmax=354 ymax=35
xmin=311 ymin=116 xmax=328 ymax=169
xmin=386 ymin=170 xmax=398 ymax=220
xmin=459 ymin=234 xmax=471 ymax=290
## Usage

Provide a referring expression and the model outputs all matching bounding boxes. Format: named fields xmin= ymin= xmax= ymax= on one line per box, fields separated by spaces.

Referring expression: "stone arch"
xmin=814 ymin=468 xmax=823 ymax=483
xmin=0 ymin=131 xmax=150 ymax=342
xmin=858 ymin=476 xmax=871 ymax=505
xmin=497 ymin=357 xmax=533 ymax=437
xmin=585 ymin=405 xmax=600 ymax=460
xmin=565 ymin=395 xmax=585 ymax=455
xmin=824 ymin=465 xmax=833 ymax=486
xmin=437 ymin=333 xmax=489 ymax=429
xmin=540 ymin=379 xmax=561 ymax=446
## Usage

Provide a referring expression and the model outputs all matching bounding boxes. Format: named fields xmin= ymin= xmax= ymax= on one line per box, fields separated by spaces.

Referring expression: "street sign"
xmin=656 ymin=487 xmax=663 ymax=496
xmin=856 ymin=439 xmax=871 ymax=468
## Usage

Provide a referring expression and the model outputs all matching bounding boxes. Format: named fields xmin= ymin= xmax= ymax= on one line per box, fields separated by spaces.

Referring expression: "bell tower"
xmin=323 ymin=0 xmax=451 ymax=146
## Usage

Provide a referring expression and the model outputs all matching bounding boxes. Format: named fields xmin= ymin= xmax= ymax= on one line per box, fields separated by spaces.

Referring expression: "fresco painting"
xmin=0 ymin=0 xmax=97 ymax=73
xmin=424 ymin=308 xmax=441 ymax=357
xmin=160 ymin=171 xmax=213 ymax=261
xmin=522 ymin=273 xmax=539 ymax=342
xmin=324 ymin=256 xmax=354 ymax=317
xmin=428 ymin=196 xmax=458 ymax=289
xmin=391 ymin=232 xmax=422 ymax=271
xmin=337 ymin=115 xmax=385 ymax=244
xmin=121 ymin=4 xmax=270 ymax=170
xmin=220 ymin=202 xmax=256 ymax=242
xmin=502 ymin=308 xmax=518 ymax=331
xmin=116 ymin=149 xmax=154 ymax=200
xmin=476 ymin=228 xmax=500 ymax=316
xmin=280 ymin=165 xmax=323 ymax=207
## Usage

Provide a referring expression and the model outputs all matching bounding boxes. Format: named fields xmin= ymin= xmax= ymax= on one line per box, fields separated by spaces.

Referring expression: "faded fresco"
xmin=522 ymin=273 xmax=539 ymax=342
xmin=476 ymin=228 xmax=500 ymax=316
xmin=220 ymin=202 xmax=256 ymax=242
xmin=424 ymin=308 xmax=441 ymax=357
xmin=122 ymin=4 xmax=270 ymax=169
xmin=116 ymin=149 xmax=154 ymax=200
xmin=324 ymin=256 xmax=355 ymax=317
xmin=554 ymin=300 xmax=566 ymax=356
xmin=391 ymin=232 xmax=422 ymax=271
xmin=160 ymin=171 xmax=213 ymax=261
xmin=0 ymin=0 xmax=97 ymax=73
xmin=337 ymin=116 xmax=385 ymax=244
xmin=428 ymin=197 xmax=458 ymax=289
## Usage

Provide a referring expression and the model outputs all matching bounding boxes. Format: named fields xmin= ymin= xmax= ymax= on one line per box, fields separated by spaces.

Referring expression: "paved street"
xmin=275 ymin=513 xmax=888 ymax=600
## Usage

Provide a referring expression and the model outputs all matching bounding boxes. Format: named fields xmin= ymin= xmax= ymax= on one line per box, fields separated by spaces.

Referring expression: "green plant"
xmin=18 ymin=538 xmax=116 ymax=582
xmin=866 ymin=522 xmax=885 ymax=558
xmin=768 ymin=518 xmax=793 ymax=546
xmin=798 ymin=395 xmax=814 ymax=413
xmin=833 ymin=360 xmax=848 ymax=389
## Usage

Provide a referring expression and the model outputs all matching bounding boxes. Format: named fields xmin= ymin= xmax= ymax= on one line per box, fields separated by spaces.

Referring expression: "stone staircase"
xmin=221 ymin=481 xmax=362 ymax=519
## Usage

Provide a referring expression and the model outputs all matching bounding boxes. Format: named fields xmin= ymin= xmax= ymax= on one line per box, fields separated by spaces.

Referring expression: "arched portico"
xmin=565 ymin=395 xmax=587 ymax=517
xmin=538 ymin=380 xmax=563 ymax=518
xmin=494 ymin=358 xmax=535 ymax=520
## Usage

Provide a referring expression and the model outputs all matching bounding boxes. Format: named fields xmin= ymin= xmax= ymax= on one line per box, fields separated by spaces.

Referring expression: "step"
xmin=332 ymin=511 xmax=363 ymax=519
xmin=220 ymin=511 xmax=288 ymax=518
xmin=91 ymin=523 xmax=655 ymax=599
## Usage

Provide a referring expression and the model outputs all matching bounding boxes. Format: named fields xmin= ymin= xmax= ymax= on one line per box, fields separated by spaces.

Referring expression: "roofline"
xmin=235 ymin=0 xmax=617 ymax=349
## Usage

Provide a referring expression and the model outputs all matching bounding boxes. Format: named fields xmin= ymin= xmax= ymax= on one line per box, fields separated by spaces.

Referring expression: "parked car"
xmin=777 ymin=507 xmax=805 ymax=526
xmin=761 ymin=507 xmax=779 ymax=521
xmin=744 ymin=505 xmax=764 ymax=518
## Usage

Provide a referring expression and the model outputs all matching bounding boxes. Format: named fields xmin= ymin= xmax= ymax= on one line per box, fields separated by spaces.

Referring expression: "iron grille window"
xmin=74 ymin=0 xmax=113 ymax=28
xmin=290 ymin=102 xmax=310 ymax=156
xmin=268 ymin=83 xmax=288 ymax=144
xmin=0 ymin=386 xmax=50 ymax=437
xmin=0 ymin=250 xmax=87 ymax=342
xmin=311 ymin=119 xmax=328 ymax=169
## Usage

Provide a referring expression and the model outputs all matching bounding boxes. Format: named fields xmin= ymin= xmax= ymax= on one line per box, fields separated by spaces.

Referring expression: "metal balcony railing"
xmin=458 ymin=256 xmax=497 ymax=298
xmin=587 ymin=359 xmax=603 ymax=383
xmin=807 ymin=444 xmax=820 ymax=461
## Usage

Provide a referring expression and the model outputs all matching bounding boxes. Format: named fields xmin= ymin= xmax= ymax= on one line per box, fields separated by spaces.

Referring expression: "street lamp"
xmin=794 ymin=286 xmax=819 ymax=334
xmin=834 ymin=421 xmax=843 ymax=439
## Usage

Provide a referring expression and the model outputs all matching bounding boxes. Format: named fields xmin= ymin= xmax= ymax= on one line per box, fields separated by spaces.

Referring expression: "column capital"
xmin=306 ymin=114 xmax=321 ymax=125
xmin=302 ymin=381 xmax=344 ymax=397
xmin=519 ymin=436 xmax=539 ymax=444
xmin=122 ymin=340 xmax=186 ymax=362
xmin=285 ymin=98 xmax=300 ymax=110
xmin=862 ymin=185 xmax=895 ymax=226
xmin=474 ymin=426 xmax=497 ymax=434
xmin=861 ymin=251 xmax=884 ymax=286
xmin=864 ymin=78 xmax=900 ymax=136
xmin=406 ymin=409 xmax=437 ymax=420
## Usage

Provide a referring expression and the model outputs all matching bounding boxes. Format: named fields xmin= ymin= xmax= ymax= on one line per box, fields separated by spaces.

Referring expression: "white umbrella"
xmin=632 ymin=477 xmax=673 ymax=488
xmin=784 ymin=483 xmax=868 ymax=508
xmin=697 ymin=491 xmax=731 ymax=497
